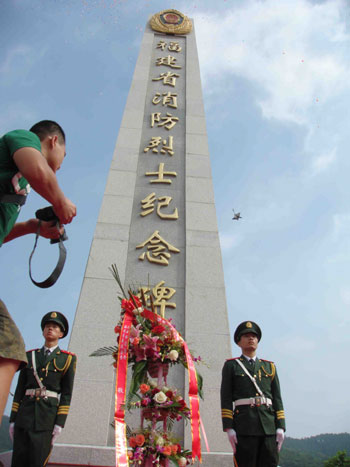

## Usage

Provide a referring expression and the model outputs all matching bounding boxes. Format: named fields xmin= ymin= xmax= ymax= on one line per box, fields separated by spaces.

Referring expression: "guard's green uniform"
xmin=221 ymin=320 xmax=286 ymax=467
xmin=221 ymin=357 xmax=285 ymax=467
xmin=10 ymin=347 xmax=77 ymax=467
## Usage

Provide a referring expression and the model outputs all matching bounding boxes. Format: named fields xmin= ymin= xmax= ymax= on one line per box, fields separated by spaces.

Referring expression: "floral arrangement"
xmin=114 ymin=303 xmax=186 ymax=365
xmin=131 ymin=379 xmax=191 ymax=425
xmin=91 ymin=265 xmax=203 ymax=467
xmin=127 ymin=427 xmax=192 ymax=466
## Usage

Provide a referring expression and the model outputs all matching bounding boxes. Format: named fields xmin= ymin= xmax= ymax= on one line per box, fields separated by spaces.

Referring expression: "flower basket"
xmin=142 ymin=408 xmax=168 ymax=422
xmin=147 ymin=361 xmax=169 ymax=379
xmin=142 ymin=456 xmax=169 ymax=467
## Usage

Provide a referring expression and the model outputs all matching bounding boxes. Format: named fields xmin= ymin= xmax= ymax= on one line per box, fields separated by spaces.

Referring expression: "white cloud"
xmin=219 ymin=232 xmax=241 ymax=251
xmin=0 ymin=102 xmax=38 ymax=134
xmin=0 ymin=45 xmax=31 ymax=74
xmin=326 ymin=316 xmax=350 ymax=344
xmin=0 ymin=45 xmax=48 ymax=85
xmin=192 ymin=0 xmax=350 ymax=126
xmin=309 ymin=148 xmax=337 ymax=175
xmin=340 ymin=287 xmax=350 ymax=306
xmin=332 ymin=212 xmax=350 ymax=241
xmin=274 ymin=335 xmax=316 ymax=354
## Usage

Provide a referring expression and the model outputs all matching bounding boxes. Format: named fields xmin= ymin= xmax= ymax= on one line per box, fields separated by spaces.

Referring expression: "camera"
xmin=35 ymin=206 xmax=68 ymax=243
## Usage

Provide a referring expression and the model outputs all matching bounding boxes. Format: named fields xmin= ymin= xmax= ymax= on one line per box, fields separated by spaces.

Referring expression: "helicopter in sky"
xmin=232 ymin=209 xmax=242 ymax=221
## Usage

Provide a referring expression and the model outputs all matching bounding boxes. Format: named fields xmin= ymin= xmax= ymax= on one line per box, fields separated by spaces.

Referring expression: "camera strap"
xmin=29 ymin=221 xmax=67 ymax=288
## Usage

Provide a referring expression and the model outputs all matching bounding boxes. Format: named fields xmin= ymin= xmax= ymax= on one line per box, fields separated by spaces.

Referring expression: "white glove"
xmin=9 ymin=422 xmax=15 ymax=442
xmin=276 ymin=428 xmax=285 ymax=452
xmin=51 ymin=424 xmax=62 ymax=445
xmin=225 ymin=428 xmax=238 ymax=453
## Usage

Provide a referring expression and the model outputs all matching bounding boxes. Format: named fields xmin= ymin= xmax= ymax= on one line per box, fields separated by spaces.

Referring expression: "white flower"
xmin=134 ymin=307 xmax=143 ymax=315
xmin=148 ymin=379 xmax=157 ymax=388
xmin=155 ymin=436 xmax=164 ymax=447
xmin=178 ymin=457 xmax=187 ymax=466
xmin=162 ymin=386 xmax=170 ymax=393
xmin=153 ymin=391 xmax=167 ymax=404
xmin=167 ymin=350 xmax=179 ymax=361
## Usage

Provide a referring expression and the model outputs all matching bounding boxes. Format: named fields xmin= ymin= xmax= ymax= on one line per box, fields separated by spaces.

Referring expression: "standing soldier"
xmin=9 ymin=312 xmax=76 ymax=467
xmin=220 ymin=321 xmax=286 ymax=467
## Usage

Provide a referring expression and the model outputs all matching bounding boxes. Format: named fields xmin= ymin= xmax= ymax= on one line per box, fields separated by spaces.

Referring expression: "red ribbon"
xmin=114 ymin=309 xmax=133 ymax=467
xmin=141 ymin=309 xmax=202 ymax=462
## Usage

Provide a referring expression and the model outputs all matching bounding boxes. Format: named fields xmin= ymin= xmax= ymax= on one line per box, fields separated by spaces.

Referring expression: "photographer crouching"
xmin=0 ymin=120 xmax=76 ymax=424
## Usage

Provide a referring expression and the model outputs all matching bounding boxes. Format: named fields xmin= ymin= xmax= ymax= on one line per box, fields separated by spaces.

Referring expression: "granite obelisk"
xmin=51 ymin=10 xmax=233 ymax=467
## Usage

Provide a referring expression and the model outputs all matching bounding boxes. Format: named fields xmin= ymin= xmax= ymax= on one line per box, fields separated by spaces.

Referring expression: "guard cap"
xmin=234 ymin=321 xmax=261 ymax=344
xmin=41 ymin=311 xmax=69 ymax=338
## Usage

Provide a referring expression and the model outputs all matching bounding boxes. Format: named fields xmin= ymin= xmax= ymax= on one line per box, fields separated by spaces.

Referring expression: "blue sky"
xmin=1 ymin=0 xmax=350 ymax=438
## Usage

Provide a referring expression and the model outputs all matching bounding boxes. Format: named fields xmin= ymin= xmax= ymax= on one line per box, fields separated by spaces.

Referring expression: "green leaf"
xmin=90 ymin=346 xmax=118 ymax=357
xmin=196 ymin=370 xmax=204 ymax=399
xmin=167 ymin=416 xmax=175 ymax=432
xmin=128 ymin=361 xmax=147 ymax=396
xmin=109 ymin=264 xmax=128 ymax=299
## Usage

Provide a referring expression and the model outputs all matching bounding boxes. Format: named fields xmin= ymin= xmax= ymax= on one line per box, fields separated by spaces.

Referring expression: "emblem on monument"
xmin=150 ymin=9 xmax=192 ymax=35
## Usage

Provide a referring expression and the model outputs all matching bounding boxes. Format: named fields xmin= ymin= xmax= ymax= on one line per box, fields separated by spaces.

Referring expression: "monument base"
xmin=0 ymin=447 xmax=234 ymax=467
xmin=47 ymin=445 xmax=234 ymax=467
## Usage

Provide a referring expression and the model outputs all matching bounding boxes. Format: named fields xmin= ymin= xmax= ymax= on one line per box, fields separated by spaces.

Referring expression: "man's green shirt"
xmin=0 ymin=129 xmax=41 ymax=245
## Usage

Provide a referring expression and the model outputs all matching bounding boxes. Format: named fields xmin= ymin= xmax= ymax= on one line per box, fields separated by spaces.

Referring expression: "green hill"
xmin=280 ymin=433 xmax=350 ymax=467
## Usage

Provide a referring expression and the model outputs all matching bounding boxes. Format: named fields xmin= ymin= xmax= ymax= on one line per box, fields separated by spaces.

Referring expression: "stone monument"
xmin=50 ymin=9 xmax=232 ymax=467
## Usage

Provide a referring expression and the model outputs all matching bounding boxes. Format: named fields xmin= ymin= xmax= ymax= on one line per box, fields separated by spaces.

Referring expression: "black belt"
xmin=0 ymin=193 xmax=26 ymax=206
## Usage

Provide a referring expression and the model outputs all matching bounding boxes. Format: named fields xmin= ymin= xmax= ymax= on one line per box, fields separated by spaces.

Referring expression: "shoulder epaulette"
xmin=260 ymin=358 xmax=274 ymax=363
xmin=61 ymin=350 xmax=76 ymax=356
xmin=226 ymin=357 xmax=240 ymax=361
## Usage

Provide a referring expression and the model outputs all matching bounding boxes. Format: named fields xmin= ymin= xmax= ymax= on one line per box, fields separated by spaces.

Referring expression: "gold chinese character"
xmin=136 ymin=231 xmax=180 ymax=266
xmin=140 ymin=192 xmax=156 ymax=216
xmin=140 ymin=193 xmax=179 ymax=220
xmin=152 ymin=92 xmax=178 ymax=109
xmin=156 ymin=55 xmax=181 ymax=69
xmin=137 ymin=281 xmax=176 ymax=318
xmin=168 ymin=42 xmax=182 ymax=52
xmin=156 ymin=41 xmax=182 ymax=53
xmin=151 ymin=112 xmax=179 ymax=130
xmin=152 ymin=281 xmax=176 ymax=316
xmin=152 ymin=72 xmax=180 ymax=87
xmin=156 ymin=40 xmax=167 ymax=51
xmin=144 ymin=136 xmax=174 ymax=156
xmin=145 ymin=163 xmax=177 ymax=184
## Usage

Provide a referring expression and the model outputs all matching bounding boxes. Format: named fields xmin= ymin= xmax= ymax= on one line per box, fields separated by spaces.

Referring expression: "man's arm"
xmin=3 ymin=218 xmax=63 ymax=243
xmin=55 ymin=354 xmax=77 ymax=428
xmin=270 ymin=364 xmax=286 ymax=431
xmin=9 ymin=366 xmax=27 ymax=424
xmin=13 ymin=147 xmax=76 ymax=224
xmin=220 ymin=360 xmax=235 ymax=431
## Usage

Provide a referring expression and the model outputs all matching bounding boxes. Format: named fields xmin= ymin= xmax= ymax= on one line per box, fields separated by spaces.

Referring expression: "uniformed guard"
xmin=220 ymin=321 xmax=286 ymax=467
xmin=9 ymin=311 xmax=77 ymax=467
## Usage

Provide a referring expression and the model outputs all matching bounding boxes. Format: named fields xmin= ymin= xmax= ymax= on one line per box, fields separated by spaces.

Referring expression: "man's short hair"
xmin=30 ymin=120 xmax=65 ymax=145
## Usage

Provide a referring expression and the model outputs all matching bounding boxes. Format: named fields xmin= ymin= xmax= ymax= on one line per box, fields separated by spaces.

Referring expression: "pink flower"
xmin=143 ymin=334 xmax=161 ymax=359
xmin=134 ymin=345 xmax=146 ymax=361
xmin=141 ymin=397 xmax=151 ymax=406
xmin=130 ymin=324 xmax=141 ymax=344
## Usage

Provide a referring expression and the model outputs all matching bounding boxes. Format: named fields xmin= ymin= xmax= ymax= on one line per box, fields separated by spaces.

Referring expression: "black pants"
xmin=235 ymin=435 xmax=279 ymax=467
xmin=11 ymin=426 xmax=53 ymax=467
